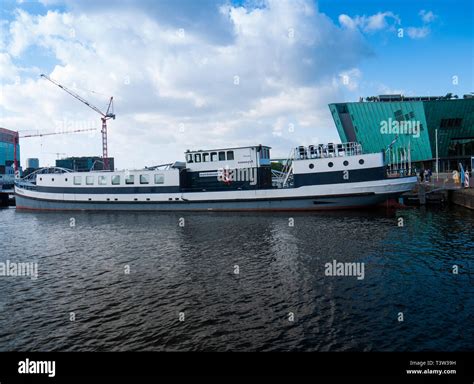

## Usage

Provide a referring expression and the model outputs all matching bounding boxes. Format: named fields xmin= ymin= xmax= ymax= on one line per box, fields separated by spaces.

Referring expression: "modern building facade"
xmin=56 ymin=156 xmax=114 ymax=171
xmin=329 ymin=94 xmax=474 ymax=171
xmin=23 ymin=158 xmax=40 ymax=178
xmin=26 ymin=158 xmax=40 ymax=169
xmin=0 ymin=128 xmax=19 ymax=187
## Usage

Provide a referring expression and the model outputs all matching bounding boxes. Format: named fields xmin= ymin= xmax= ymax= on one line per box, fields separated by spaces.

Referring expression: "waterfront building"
xmin=56 ymin=156 xmax=115 ymax=172
xmin=26 ymin=158 xmax=40 ymax=169
xmin=0 ymin=127 xmax=19 ymax=188
xmin=329 ymin=94 xmax=474 ymax=171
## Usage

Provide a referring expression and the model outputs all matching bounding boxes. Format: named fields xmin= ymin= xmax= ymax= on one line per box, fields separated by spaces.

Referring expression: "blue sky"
xmin=0 ymin=0 xmax=472 ymax=168
xmin=318 ymin=0 xmax=473 ymax=97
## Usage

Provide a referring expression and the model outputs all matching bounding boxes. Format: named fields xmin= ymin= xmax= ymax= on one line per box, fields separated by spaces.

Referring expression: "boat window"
xmin=112 ymin=175 xmax=120 ymax=185
xmin=343 ymin=160 xmax=349 ymax=166
xmin=140 ymin=174 xmax=150 ymax=184
xmin=210 ymin=152 xmax=218 ymax=161
xmin=328 ymin=162 xmax=334 ymax=168
xmin=218 ymin=151 xmax=226 ymax=161
xmin=227 ymin=151 xmax=234 ymax=160
xmin=98 ymin=176 xmax=108 ymax=185
xmin=154 ymin=174 xmax=164 ymax=184
xmin=359 ymin=159 xmax=365 ymax=165
xmin=86 ymin=176 xmax=94 ymax=185
xmin=309 ymin=164 xmax=314 ymax=169
xmin=186 ymin=154 xmax=193 ymax=163
xmin=194 ymin=153 xmax=201 ymax=163
xmin=125 ymin=175 xmax=135 ymax=185
xmin=73 ymin=176 xmax=82 ymax=185
xmin=203 ymin=153 xmax=209 ymax=162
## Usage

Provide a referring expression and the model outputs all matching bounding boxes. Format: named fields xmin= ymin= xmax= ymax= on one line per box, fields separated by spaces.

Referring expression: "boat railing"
xmin=273 ymin=149 xmax=295 ymax=188
xmin=146 ymin=163 xmax=174 ymax=170
xmin=294 ymin=142 xmax=362 ymax=160
xmin=17 ymin=167 xmax=73 ymax=185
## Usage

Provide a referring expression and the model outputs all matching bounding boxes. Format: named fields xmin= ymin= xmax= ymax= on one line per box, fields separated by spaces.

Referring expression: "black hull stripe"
xmin=294 ymin=166 xmax=386 ymax=187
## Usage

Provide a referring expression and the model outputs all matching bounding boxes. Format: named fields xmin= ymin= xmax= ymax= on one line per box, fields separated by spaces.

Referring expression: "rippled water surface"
xmin=0 ymin=206 xmax=473 ymax=351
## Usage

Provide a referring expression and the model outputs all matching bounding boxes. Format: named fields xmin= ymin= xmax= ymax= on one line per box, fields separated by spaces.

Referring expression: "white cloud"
xmin=419 ymin=10 xmax=437 ymax=24
xmin=0 ymin=53 xmax=19 ymax=80
xmin=338 ymin=68 xmax=362 ymax=92
xmin=339 ymin=9 xmax=437 ymax=40
xmin=1 ymin=0 xmax=371 ymax=168
xmin=406 ymin=26 xmax=430 ymax=39
xmin=402 ymin=9 xmax=437 ymax=39
xmin=339 ymin=11 xmax=400 ymax=33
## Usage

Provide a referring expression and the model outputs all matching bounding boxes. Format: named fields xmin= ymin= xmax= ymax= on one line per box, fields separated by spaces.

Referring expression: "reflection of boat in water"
xmin=0 ymin=190 xmax=14 ymax=207
xmin=1 ymin=170 xmax=15 ymax=207
xmin=14 ymin=142 xmax=417 ymax=211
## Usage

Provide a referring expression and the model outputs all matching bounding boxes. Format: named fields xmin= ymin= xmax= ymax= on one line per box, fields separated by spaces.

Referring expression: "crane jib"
xmin=40 ymin=74 xmax=115 ymax=171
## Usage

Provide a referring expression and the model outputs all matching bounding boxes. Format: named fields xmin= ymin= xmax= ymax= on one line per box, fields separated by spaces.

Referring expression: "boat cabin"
xmin=181 ymin=145 xmax=272 ymax=191
xmin=184 ymin=145 xmax=271 ymax=171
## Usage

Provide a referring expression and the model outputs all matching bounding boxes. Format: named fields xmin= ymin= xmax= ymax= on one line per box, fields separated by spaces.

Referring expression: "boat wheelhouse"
xmin=14 ymin=142 xmax=417 ymax=211
xmin=182 ymin=145 xmax=272 ymax=191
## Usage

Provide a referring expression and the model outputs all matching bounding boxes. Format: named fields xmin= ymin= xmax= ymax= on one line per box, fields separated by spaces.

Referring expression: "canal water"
xmin=0 ymin=206 xmax=473 ymax=351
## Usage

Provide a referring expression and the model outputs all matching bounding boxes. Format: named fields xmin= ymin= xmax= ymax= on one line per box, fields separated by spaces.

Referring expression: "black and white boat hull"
xmin=15 ymin=176 xmax=416 ymax=211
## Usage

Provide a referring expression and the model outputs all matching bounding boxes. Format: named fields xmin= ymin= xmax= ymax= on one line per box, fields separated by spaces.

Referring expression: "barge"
xmin=14 ymin=142 xmax=417 ymax=211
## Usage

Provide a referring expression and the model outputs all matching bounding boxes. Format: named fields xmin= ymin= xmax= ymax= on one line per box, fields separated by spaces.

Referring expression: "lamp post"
xmin=435 ymin=129 xmax=439 ymax=180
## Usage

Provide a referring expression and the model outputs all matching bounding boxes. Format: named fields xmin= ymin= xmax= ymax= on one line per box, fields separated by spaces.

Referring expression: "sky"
xmin=0 ymin=0 xmax=473 ymax=169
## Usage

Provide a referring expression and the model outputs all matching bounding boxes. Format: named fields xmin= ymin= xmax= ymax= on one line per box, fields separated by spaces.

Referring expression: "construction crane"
xmin=40 ymin=74 xmax=115 ymax=170
xmin=13 ymin=128 xmax=97 ymax=176
xmin=19 ymin=128 xmax=96 ymax=138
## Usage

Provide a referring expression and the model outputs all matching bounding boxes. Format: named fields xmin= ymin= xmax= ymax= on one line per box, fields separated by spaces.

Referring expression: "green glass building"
xmin=0 ymin=127 xmax=19 ymax=177
xmin=329 ymin=95 xmax=474 ymax=172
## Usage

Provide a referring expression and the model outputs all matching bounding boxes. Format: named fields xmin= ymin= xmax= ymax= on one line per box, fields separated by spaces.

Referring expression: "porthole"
xmin=359 ymin=159 xmax=365 ymax=165
xmin=134 ymin=198 xmax=138 ymax=201
xmin=65 ymin=178 xmax=68 ymax=182
xmin=343 ymin=160 xmax=349 ymax=166
xmin=309 ymin=163 xmax=314 ymax=169
xmin=106 ymin=198 xmax=110 ymax=201
xmin=52 ymin=178 xmax=54 ymax=181
xmin=328 ymin=162 xmax=334 ymax=168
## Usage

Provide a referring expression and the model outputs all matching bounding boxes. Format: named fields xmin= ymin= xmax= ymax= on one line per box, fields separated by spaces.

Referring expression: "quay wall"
xmin=450 ymin=189 xmax=474 ymax=210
